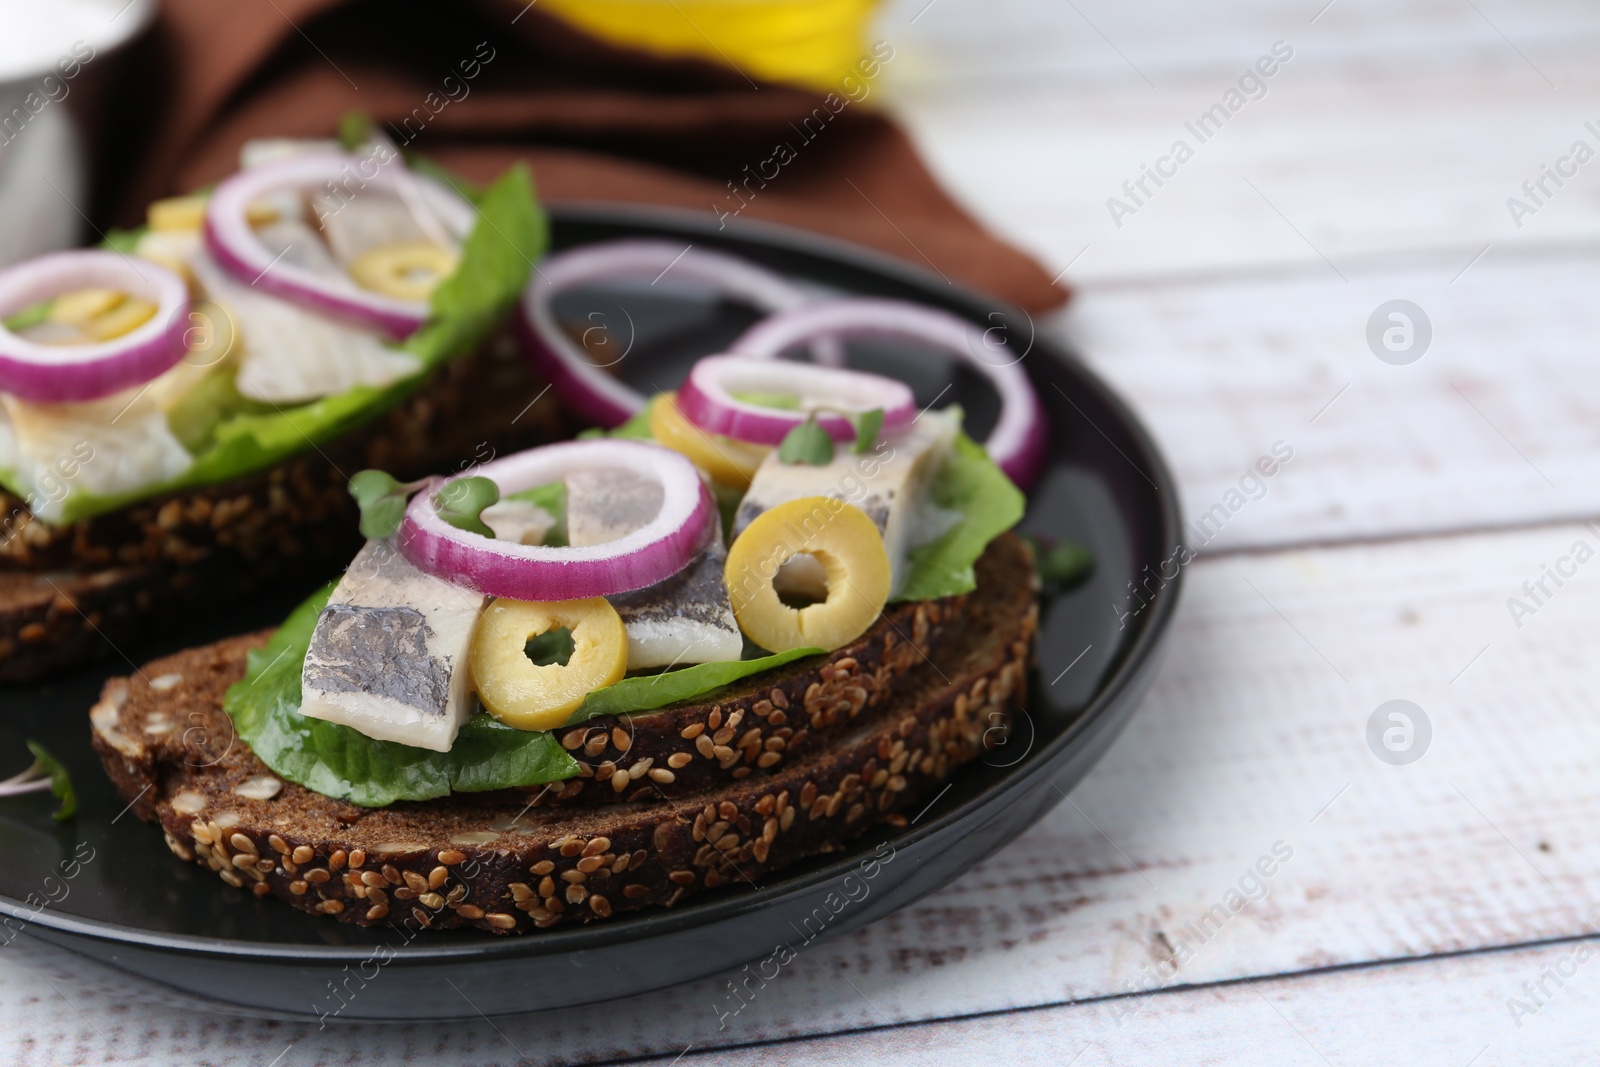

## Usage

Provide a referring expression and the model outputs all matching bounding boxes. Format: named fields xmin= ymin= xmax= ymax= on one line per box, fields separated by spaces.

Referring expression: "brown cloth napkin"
xmin=93 ymin=0 xmax=1065 ymax=312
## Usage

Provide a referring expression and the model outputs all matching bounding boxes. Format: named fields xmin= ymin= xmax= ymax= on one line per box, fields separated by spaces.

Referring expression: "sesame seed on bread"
xmin=89 ymin=535 xmax=1038 ymax=933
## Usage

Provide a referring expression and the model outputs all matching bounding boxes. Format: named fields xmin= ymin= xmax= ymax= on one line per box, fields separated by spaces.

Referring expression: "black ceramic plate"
xmin=0 ymin=205 xmax=1181 ymax=1020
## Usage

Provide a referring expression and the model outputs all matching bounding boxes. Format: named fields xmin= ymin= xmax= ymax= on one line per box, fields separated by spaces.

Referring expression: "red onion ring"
xmin=676 ymin=354 xmax=916 ymax=446
xmin=203 ymin=150 xmax=474 ymax=340
xmin=729 ymin=298 xmax=1049 ymax=489
xmin=0 ymin=251 xmax=190 ymax=404
xmin=516 ymin=240 xmax=825 ymax=428
xmin=398 ymin=439 xmax=713 ymax=601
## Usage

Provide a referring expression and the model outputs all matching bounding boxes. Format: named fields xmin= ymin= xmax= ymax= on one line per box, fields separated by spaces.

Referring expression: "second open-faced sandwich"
xmin=91 ymin=350 xmax=1040 ymax=933
xmin=0 ymin=132 xmax=552 ymax=679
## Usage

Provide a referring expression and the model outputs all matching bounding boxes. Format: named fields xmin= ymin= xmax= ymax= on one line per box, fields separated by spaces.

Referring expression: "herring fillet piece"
xmin=480 ymin=499 xmax=556 ymax=545
xmin=565 ymin=467 xmax=663 ymax=546
xmin=239 ymin=137 xmax=340 ymax=171
xmin=311 ymin=192 xmax=434 ymax=266
xmin=254 ymin=219 xmax=351 ymax=283
xmin=731 ymin=410 xmax=960 ymax=599
xmin=0 ymin=390 xmax=194 ymax=524
xmin=299 ymin=541 xmax=485 ymax=752
xmin=607 ymin=520 xmax=743 ymax=668
xmin=188 ymin=249 xmax=420 ymax=404
xmin=565 ymin=468 xmax=743 ymax=668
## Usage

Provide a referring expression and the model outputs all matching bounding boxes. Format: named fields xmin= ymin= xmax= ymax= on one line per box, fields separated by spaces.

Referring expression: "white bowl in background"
xmin=0 ymin=0 xmax=156 ymax=267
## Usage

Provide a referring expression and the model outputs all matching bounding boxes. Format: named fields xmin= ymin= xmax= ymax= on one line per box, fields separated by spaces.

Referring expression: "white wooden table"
xmin=8 ymin=0 xmax=1600 ymax=1062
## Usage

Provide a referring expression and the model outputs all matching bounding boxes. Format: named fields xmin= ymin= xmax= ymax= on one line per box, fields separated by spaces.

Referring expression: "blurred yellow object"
xmin=42 ymin=289 xmax=158 ymax=344
xmin=49 ymin=288 xmax=125 ymax=326
xmin=539 ymin=0 xmax=879 ymax=90
xmin=348 ymin=241 xmax=460 ymax=302
xmin=148 ymin=196 xmax=276 ymax=232
xmin=244 ymin=201 xmax=282 ymax=227
xmin=82 ymin=298 xmax=158 ymax=342
xmin=148 ymin=196 xmax=206 ymax=233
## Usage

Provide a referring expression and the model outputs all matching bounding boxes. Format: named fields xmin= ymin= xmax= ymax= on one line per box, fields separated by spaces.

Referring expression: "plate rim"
xmin=0 ymin=201 xmax=1184 ymax=965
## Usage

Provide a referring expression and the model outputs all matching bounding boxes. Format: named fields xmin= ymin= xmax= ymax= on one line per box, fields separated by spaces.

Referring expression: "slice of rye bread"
xmin=89 ymin=542 xmax=1039 ymax=933
xmin=0 ymin=339 xmax=566 ymax=681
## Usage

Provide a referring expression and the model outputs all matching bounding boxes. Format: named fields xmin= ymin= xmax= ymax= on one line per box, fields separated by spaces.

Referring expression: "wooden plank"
xmin=881 ymin=0 xmax=1600 ymax=90
xmin=8 ymin=523 xmax=1600 ymax=1063
xmin=880 ymin=1 xmax=1600 ymax=284
xmin=870 ymin=0 xmax=1600 ymax=551
xmin=1060 ymin=251 xmax=1600 ymax=550
xmin=648 ymin=939 xmax=1600 ymax=1066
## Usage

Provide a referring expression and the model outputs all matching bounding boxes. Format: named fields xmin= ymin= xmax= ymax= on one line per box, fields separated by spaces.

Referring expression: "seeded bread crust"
xmin=0 ymin=340 xmax=564 ymax=680
xmin=90 ymin=536 xmax=1038 ymax=933
xmin=528 ymin=534 xmax=1032 ymax=804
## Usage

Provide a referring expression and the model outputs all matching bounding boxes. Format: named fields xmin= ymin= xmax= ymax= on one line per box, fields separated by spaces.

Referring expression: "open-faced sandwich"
xmin=0 ymin=133 xmax=551 ymax=679
xmin=91 ymin=333 xmax=1045 ymax=933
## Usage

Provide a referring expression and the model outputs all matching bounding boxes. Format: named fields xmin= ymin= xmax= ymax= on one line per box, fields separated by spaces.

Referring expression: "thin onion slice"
xmin=398 ymin=439 xmax=713 ymax=601
xmin=203 ymin=150 xmax=474 ymax=340
xmin=0 ymin=251 xmax=190 ymax=403
xmin=515 ymin=240 xmax=825 ymax=428
xmin=676 ymin=354 xmax=916 ymax=445
xmin=729 ymin=298 xmax=1049 ymax=489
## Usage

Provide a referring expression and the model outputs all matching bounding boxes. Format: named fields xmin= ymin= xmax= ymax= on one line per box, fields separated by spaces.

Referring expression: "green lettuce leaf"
xmin=228 ymin=587 xmax=825 ymax=807
xmin=729 ymin=390 xmax=800 ymax=409
xmin=3 ymin=301 xmax=52 ymax=332
xmin=163 ymin=362 xmax=273 ymax=454
xmin=102 ymin=228 xmax=144 ymax=256
xmin=603 ymin=400 xmax=656 ymax=440
xmin=563 ymin=647 xmax=824 ymax=726
xmin=223 ymin=585 xmax=581 ymax=809
xmin=895 ymin=430 xmax=1025 ymax=602
xmin=504 ymin=481 xmax=568 ymax=545
xmin=26 ymin=165 xmax=547 ymax=525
